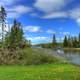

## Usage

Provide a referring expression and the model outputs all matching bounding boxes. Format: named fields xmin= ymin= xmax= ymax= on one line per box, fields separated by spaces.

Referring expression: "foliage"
xmin=20 ymin=48 xmax=60 ymax=65
xmin=0 ymin=6 xmax=7 ymax=47
xmin=0 ymin=48 xmax=24 ymax=64
xmin=5 ymin=20 xmax=25 ymax=49
xmin=52 ymin=34 xmax=57 ymax=47
xmin=63 ymin=36 xmax=68 ymax=47
xmin=0 ymin=48 xmax=60 ymax=65
xmin=0 ymin=6 xmax=6 ymax=21
xmin=63 ymin=34 xmax=80 ymax=48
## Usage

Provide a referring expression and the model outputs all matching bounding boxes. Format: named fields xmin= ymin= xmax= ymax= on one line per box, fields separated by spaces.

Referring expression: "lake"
xmin=33 ymin=47 xmax=80 ymax=65
xmin=63 ymin=51 xmax=80 ymax=65
xmin=56 ymin=49 xmax=80 ymax=65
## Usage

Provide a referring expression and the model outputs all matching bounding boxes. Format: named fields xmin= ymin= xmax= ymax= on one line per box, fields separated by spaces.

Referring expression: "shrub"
xmin=0 ymin=48 xmax=60 ymax=65
xmin=20 ymin=48 xmax=59 ymax=65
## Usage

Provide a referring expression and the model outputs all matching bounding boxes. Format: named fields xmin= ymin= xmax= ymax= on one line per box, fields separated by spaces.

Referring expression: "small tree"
xmin=72 ymin=37 xmax=78 ymax=48
xmin=52 ymin=34 xmax=57 ymax=47
xmin=67 ymin=36 xmax=73 ymax=48
xmin=78 ymin=33 xmax=80 ymax=47
xmin=63 ymin=36 xmax=68 ymax=47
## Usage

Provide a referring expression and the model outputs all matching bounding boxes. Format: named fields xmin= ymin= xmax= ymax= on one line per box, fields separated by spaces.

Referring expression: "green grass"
xmin=0 ymin=48 xmax=80 ymax=80
xmin=0 ymin=63 xmax=80 ymax=80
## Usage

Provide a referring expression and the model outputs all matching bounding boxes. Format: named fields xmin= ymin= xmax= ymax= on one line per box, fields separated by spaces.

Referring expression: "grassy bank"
xmin=0 ymin=48 xmax=80 ymax=80
xmin=63 ymin=48 xmax=80 ymax=52
xmin=0 ymin=63 xmax=80 ymax=80
xmin=0 ymin=48 xmax=61 ymax=65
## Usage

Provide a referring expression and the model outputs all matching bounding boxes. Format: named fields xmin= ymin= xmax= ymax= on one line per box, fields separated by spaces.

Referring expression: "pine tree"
xmin=63 ymin=36 xmax=68 ymax=47
xmin=5 ymin=20 xmax=24 ymax=49
xmin=72 ymin=37 xmax=78 ymax=48
xmin=78 ymin=33 xmax=80 ymax=47
xmin=52 ymin=34 xmax=57 ymax=47
xmin=0 ymin=6 xmax=7 ymax=48
xmin=67 ymin=36 xmax=73 ymax=48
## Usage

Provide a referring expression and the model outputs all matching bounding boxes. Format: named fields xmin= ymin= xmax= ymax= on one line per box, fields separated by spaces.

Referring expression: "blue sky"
xmin=0 ymin=0 xmax=80 ymax=44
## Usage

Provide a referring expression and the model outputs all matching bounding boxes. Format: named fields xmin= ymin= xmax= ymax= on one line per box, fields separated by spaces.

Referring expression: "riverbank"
xmin=63 ymin=48 xmax=80 ymax=52
xmin=0 ymin=48 xmax=80 ymax=80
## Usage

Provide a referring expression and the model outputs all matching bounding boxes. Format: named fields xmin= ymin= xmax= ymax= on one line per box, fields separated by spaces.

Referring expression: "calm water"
xmin=33 ymin=47 xmax=80 ymax=65
xmin=63 ymin=51 xmax=80 ymax=65
xmin=56 ymin=50 xmax=80 ymax=65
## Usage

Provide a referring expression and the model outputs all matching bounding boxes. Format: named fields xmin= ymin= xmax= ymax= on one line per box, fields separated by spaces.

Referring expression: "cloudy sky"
xmin=0 ymin=0 xmax=80 ymax=44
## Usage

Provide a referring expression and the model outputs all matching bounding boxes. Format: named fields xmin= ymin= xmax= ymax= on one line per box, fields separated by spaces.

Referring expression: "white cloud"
xmin=76 ymin=18 xmax=80 ymax=26
xmin=69 ymin=8 xmax=80 ymax=19
xmin=7 ymin=12 xmax=19 ymax=18
xmin=46 ymin=29 xmax=56 ymax=34
xmin=69 ymin=8 xmax=80 ymax=25
xmin=36 ymin=6 xmax=80 ymax=25
xmin=0 ymin=2 xmax=5 ymax=6
xmin=27 ymin=36 xmax=49 ymax=44
xmin=0 ymin=1 xmax=33 ymax=19
xmin=7 ymin=5 xmax=32 ymax=18
xmin=7 ymin=5 xmax=32 ymax=14
xmin=42 ymin=11 xmax=68 ymax=19
xmin=27 ymin=36 xmax=48 ymax=41
xmin=35 ymin=3 xmax=80 ymax=26
xmin=30 ymin=13 xmax=39 ymax=17
xmin=0 ymin=0 xmax=14 ymax=6
xmin=24 ymin=26 xmax=41 ymax=33
xmin=61 ymin=32 xmax=70 ymax=35
xmin=33 ymin=0 xmax=80 ymax=27
xmin=34 ymin=0 xmax=72 ymax=13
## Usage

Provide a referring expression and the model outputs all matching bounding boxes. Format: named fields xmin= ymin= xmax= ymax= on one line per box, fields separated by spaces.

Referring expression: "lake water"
xmin=33 ymin=47 xmax=80 ymax=65
xmin=56 ymin=50 xmax=80 ymax=65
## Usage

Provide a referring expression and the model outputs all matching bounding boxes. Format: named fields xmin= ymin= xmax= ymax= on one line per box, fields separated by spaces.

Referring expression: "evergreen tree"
xmin=78 ymin=33 xmax=80 ymax=47
xmin=72 ymin=37 xmax=78 ymax=48
xmin=63 ymin=36 xmax=68 ymax=47
xmin=0 ymin=6 xmax=7 ymax=47
xmin=52 ymin=34 xmax=57 ymax=47
xmin=5 ymin=20 xmax=24 ymax=49
xmin=67 ymin=36 xmax=73 ymax=48
xmin=0 ymin=6 xmax=6 ymax=21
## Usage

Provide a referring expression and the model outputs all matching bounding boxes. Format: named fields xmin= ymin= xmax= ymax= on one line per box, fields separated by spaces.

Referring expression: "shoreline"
xmin=63 ymin=48 xmax=80 ymax=51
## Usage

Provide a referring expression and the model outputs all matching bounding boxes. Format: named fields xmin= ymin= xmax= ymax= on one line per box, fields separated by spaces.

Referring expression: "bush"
xmin=20 ymin=48 xmax=59 ymax=65
xmin=0 ymin=48 xmax=60 ymax=65
xmin=0 ymin=48 xmax=24 ymax=65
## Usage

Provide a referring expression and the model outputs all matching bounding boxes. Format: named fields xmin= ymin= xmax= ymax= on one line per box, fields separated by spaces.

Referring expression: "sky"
xmin=0 ymin=0 xmax=80 ymax=44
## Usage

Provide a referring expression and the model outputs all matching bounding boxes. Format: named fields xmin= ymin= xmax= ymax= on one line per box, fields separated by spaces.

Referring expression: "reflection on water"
xmin=57 ymin=49 xmax=80 ymax=65
xmin=33 ymin=47 xmax=80 ymax=65
xmin=64 ymin=51 xmax=80 ymax=65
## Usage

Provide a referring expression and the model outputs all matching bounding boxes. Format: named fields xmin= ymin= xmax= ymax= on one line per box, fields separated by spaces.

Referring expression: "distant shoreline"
xmin=63 ymin=48 xmax=80 ymax=51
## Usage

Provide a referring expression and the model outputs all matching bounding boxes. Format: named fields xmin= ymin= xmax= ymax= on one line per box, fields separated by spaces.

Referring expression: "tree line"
xmin=63 ymin=34 xmax=80 ymax=48
xmin=52 ymin=33 xmax=80 ymax=48
xmin=0 ymin=6 xmax=31 ymax=50
xmin=38 ymin=33 xmax=80 ymax=48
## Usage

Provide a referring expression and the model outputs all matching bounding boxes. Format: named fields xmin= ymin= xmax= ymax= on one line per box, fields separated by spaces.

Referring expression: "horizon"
xmin=0 ymin=0 xmax=80 ymax=44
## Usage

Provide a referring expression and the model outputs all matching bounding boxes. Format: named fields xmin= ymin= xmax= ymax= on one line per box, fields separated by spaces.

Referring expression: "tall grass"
xmin=0 ymin=48 xmax=62 ymax=65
